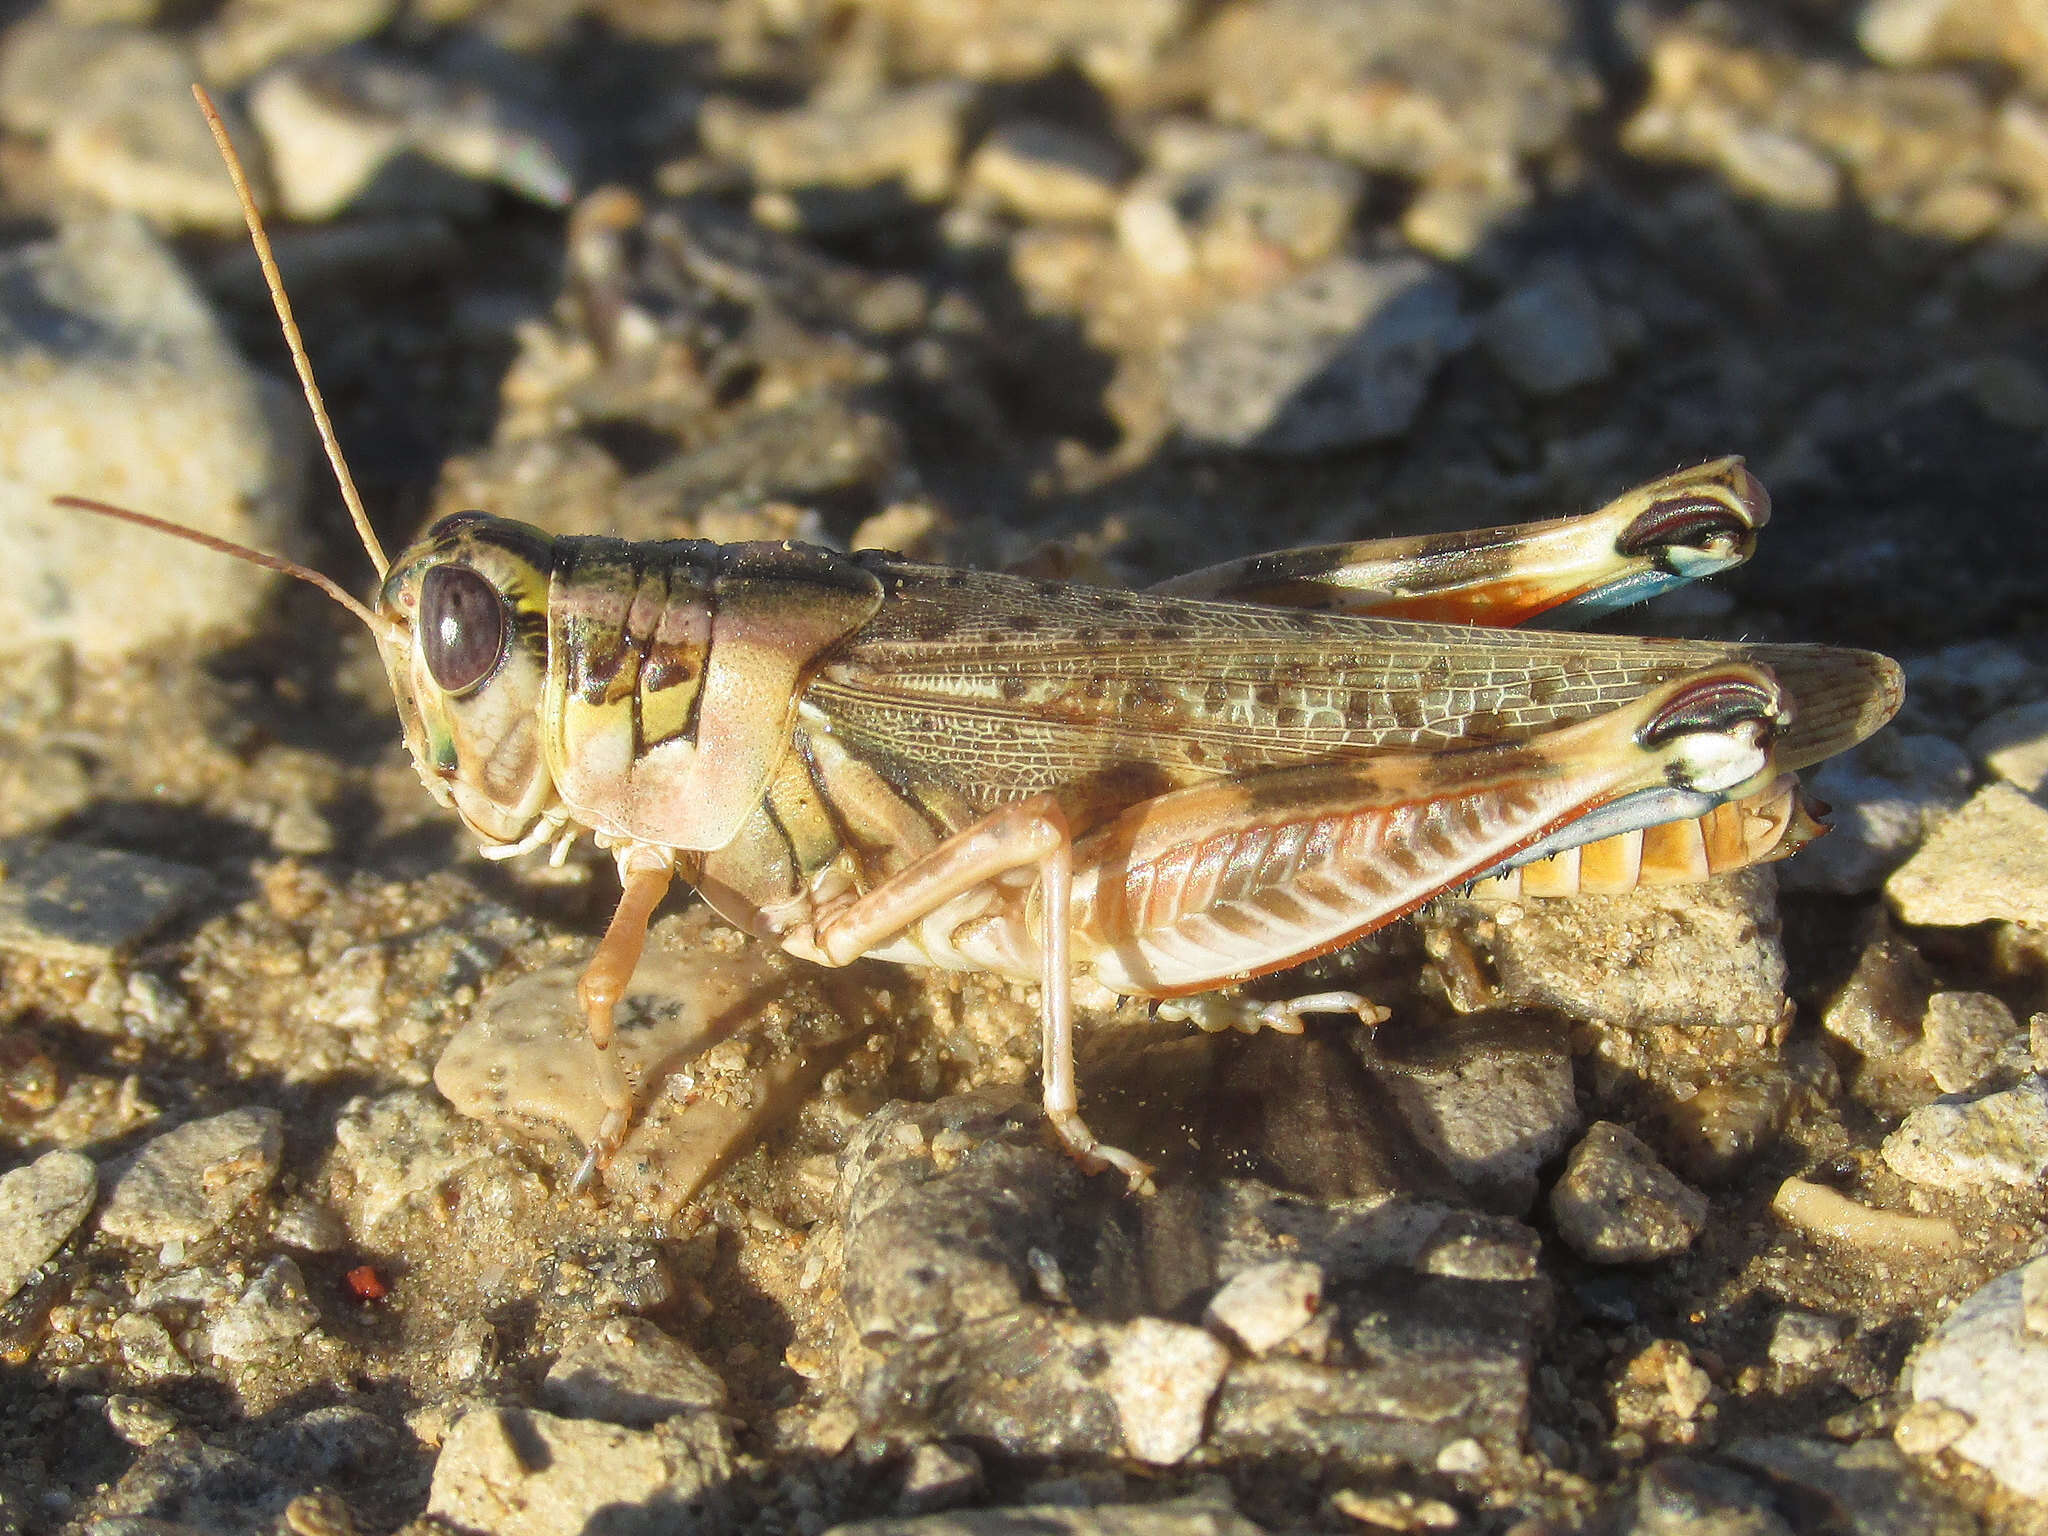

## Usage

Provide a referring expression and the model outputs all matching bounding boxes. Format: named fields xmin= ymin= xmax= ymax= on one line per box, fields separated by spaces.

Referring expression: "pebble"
xmin=1361 ymin=1009 xmax=1579 ymax=1213
xmin=196 ymin=0 xmax=399 ymax=86
xmin=1485 ymin=869 xmax=1787 ymax=1035
xmin=1858 ymin=0 xmax=1953 ymax=67
xmin=1892 ymin=1398 xmax=1973 ymax=1457
xmin=1965 ymin=698 xmax=2048 ymax=796
xmin=2026 ymin=1252 xmax=2048 ymax=1336
xmin=245 ymin=65 xmax=407 ymax=222
xmin=270 ymin=1199 xmax=347 ymax=1255
xmin=854 ymin=0 xmax=1195 ymax=89
xmin=1908 ymin=1257 xmax=2048 ymax=1498
xmin=1822 ymin=914 xmax=1935 ymax=1066
xmin=1202 ymin=0 xmax=1598 ymax=178
xmin=1204 ymin=1260 xmax=1323 ymax=1354
xmin=1717 ymin=127 xmax=1844 ymax=214
xmin=1780 ymin=734 xmax=1972 ymax=895
xmin=1164 ymin=256 xmax=1469 ymax=453
xmin=1548 ymin=1122 xmax=1708 ymax=1264
xmin=1481 ymin=260 xmax=1615 ymax=397
xmin=207 ymin=1255 xmax=319 ymax=1362
xmin=98 ymin=1108 xmax=283 ymax=1245
xmin=1888 ymin=783 xmax=2048 ymax=926
xmin=0 ymin=1150 xmax=96 ymax=1304
xmin=1904 ymin=640 xmax=2040 ymax=725
xmin=895 ymin=1443 xmax=984 ymax=1514
xmin=1718 ymin=1437 xmax=1973 ymax=1536
xmin=0 ymin=214 xmax=306 ymax=657
xmin=1103 ymin=1318 xmax=1230 ymax=1464
xmin=111 ymin=1311 xmax=190 ymax=1380
xmin=330 ymin=1089 xmax=492 ymax=1232
xmin=829 ymin=1501 xmax=1267 ymax=1536
xmin=0 ymin=838 xmax=207 ymax=964
xmin=699 ymin=82 xmax=969 ymax=203
xmin=1881 ymin=1074 xmax=2048 ymax=1191
xmin=426 ymin=1407 xmax=734 ymax=1536
xmin=540 ymin=1316 xmax=727 ymax=1425
xmin=1626 ymin=1458 xmax=1792 ymax=1536
xmin=1917 ymin=990 xmax=2022 ymax=1094
xmin=1181 ymin=150 xmax=1366 ymax=274
xmin=38 ymin=31 xmax=264 ymax=231
xmin=1767 ymin=1310 xmax=1846 ymax=1367
xmin=965 ymin=121 xmax=1125 ymax=223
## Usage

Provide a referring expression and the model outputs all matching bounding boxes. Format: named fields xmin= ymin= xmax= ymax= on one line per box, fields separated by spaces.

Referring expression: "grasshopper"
xmin=63 ymin=90 xmax=1902 ymax=1195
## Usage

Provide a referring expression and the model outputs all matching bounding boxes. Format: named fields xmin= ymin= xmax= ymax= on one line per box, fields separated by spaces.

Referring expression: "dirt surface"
xmin=0 ymin=2 xmax=2045 ymax=1534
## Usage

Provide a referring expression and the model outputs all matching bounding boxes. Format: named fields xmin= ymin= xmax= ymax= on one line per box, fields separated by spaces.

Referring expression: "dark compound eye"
xmin=419 ymin=565 xmax=507 ymax=695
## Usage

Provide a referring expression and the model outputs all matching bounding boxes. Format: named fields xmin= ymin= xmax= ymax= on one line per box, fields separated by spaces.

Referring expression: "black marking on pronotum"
xmin=1636 ymin=674 xmax=1780 ymax=750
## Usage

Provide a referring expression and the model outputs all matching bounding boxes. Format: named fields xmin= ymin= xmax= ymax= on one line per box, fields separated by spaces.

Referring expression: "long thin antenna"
xmin=192 ymin=83 xmax=390 ymax=580
xmin=56 ymin=495 xmax=400 ymax=643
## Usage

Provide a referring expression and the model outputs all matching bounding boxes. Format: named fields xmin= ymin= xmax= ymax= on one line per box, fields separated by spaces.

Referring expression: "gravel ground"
xmin=0 ymin=1 xmax=2046 ymax=1533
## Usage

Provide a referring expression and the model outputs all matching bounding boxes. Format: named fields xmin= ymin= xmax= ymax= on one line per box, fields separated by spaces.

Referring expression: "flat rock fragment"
xmin=436 ymin=910 xmax=864 ymax=1210
xmin=0 ymin=213 xmax=304 ymax=657
xmin=1202 ymin=0 xmax=1599 ymax=177
xmin=1967 ymin=696 xmax=2048 ymax=795
xmin=0 ymin=838 xmax=206 ymax=963
xmin=98 ymin=1108 xmax=284 ymax=1245
xmin=1720 ymin=1435 xmax=1976 ymax=1534
xmin=426 ymin=1407 xmax=734 ymax=1536
xmin=38 ymin=29 xmax=262 ymax=231
xmin=541 ymin=1316 xmax=727 ymax=1425
xmin=1888 ymin=782 xmax=2048 ymax=927
xmin=824 ymin=1500 xmax=1266 ymax=1536
xmin=1164 ymin=256 xmax=1469 ymax=453
xmin=1362 ymin=1009 xmax=1578 ymax=1214
xmin=0 ymin=1150 xmax=97 ymax=1303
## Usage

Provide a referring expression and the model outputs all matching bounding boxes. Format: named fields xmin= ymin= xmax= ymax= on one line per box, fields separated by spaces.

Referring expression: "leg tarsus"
xmin=1156 ymin=988 xmax=1389 ymax=1037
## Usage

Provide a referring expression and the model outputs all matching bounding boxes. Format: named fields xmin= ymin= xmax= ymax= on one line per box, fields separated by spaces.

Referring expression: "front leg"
xmin=805 ymin=793 xmax=1155 ymax=1193
xmin=569 ymin=844 xmax=675 ymax=1194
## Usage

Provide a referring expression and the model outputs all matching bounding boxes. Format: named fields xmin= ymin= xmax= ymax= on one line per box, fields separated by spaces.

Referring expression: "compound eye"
xmin=419 ymin=565 xmax=507 ymax=695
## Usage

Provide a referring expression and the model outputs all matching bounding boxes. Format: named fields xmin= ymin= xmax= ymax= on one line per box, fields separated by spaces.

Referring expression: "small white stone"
xmin=1894 ymin=1398 xmax=1973 ymax=1457
xmin=208 ymin=1256 xmax=318 ymax=1361
xmin=1882 ymin=1075 xmax=2048 ymax=1191
xmin=1768 ymin=1310 xmax=1846 ymax=1367
xmin=1910 ymin=1259 xmax=2048 ymax=1498
xmin=1105 ymin=1318 xmax=1230 ymax=1464
xmin=1204 ymin=1260 xmax=1323 ymax=1354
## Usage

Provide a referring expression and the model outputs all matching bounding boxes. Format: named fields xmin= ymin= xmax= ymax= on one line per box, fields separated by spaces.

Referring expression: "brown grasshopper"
xmin=63 ymin=90 xmax=1902 ymax=1194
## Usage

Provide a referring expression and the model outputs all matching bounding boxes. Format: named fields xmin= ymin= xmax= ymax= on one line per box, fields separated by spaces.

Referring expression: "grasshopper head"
xmin=378 ymin=512 xmax=563 ymax=852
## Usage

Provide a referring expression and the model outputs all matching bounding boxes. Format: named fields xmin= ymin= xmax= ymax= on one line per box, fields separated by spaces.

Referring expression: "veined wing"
xmin=807 ymin=557 xmax=1900 ymax=810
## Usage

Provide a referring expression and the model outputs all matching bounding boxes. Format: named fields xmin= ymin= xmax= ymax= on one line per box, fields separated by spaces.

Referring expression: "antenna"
xmin=192 ymin=83 xmax=390 ymax=579
xmin=55 ymin=495 xmax=400 ymax=643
